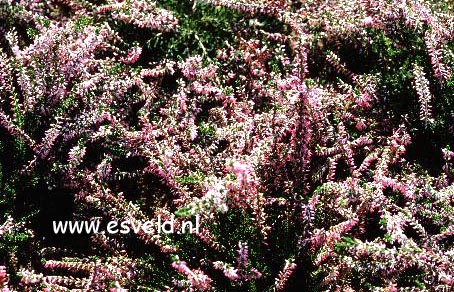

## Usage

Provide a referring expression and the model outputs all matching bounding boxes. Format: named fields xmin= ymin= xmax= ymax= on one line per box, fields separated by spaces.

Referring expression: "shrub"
xmin=0 ymin=0 xmax=453 ymax=290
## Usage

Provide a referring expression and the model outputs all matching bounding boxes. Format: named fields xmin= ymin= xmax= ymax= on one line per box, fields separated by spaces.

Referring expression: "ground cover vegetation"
xmin=0 ymin=0 xmax=454 ymax=290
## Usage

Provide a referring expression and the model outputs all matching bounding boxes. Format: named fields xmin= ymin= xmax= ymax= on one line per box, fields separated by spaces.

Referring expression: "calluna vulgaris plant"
xmin=0 ymin=0 xmax=453 ymax=291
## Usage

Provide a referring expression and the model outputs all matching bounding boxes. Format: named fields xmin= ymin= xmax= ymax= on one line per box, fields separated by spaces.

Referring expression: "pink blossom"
xmin=363 ymin=16 xmax=374 ymax=26
xmin=121 ymin=46 xmax=142 ymax=64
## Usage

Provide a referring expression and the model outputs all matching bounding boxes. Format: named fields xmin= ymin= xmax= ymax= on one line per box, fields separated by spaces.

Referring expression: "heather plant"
xmin=0 ymin=0 xmax=453 ymax=291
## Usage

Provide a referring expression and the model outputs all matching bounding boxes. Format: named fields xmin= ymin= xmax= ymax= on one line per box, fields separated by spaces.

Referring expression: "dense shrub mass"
xmin=0 ymin=0 xmax=453 ymax=291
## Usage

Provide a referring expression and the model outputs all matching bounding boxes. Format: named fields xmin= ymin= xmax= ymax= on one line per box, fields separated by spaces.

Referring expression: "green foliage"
xmin=175 ymin=172 xmax=205 ymax=186
xmin=73 ymin=15 xmax=94 ymax=32
xmin=152 ymin=0 xmax=247 ymax=59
